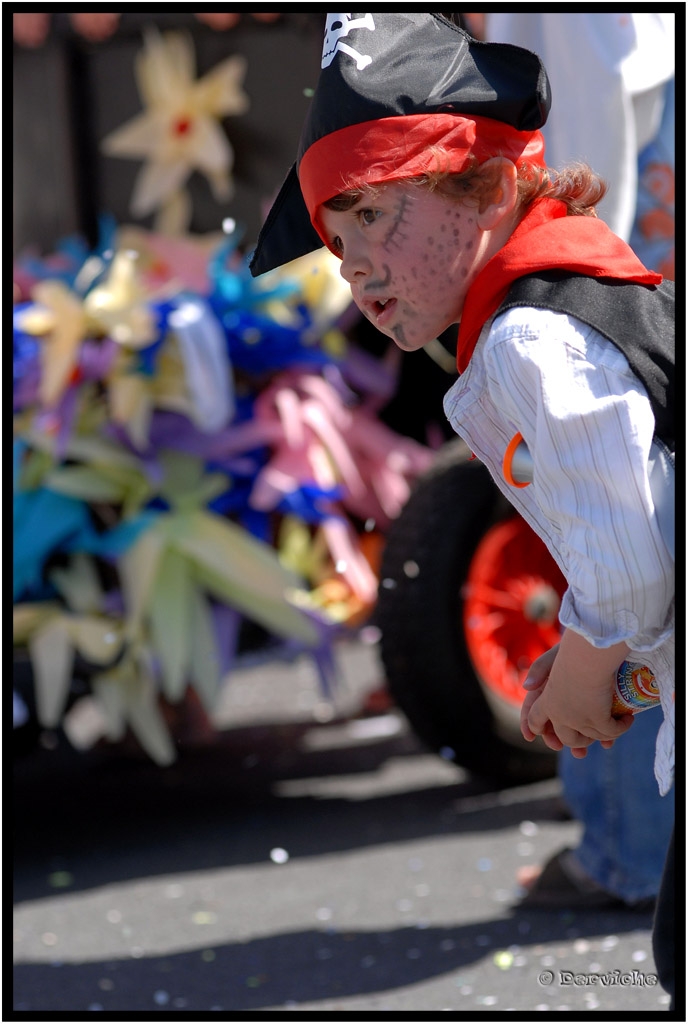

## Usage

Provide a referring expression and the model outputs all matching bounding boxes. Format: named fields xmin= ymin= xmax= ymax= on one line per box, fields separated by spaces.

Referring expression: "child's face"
xmin=320 ymin=181 xmax=488 ymax=350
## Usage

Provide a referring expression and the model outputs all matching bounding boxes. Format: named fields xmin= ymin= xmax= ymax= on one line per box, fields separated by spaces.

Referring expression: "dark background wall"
xmin=13 ymin=12 xmax=326 ymax=254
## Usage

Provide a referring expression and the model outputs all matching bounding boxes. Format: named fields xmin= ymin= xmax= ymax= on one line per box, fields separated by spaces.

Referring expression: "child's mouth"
xmin=372 ymin=297 xmax=396 ymax=324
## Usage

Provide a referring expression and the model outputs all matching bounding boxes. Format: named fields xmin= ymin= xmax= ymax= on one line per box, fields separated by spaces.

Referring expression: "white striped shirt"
xmin=444 ymin=305 xmax=675 ymax=793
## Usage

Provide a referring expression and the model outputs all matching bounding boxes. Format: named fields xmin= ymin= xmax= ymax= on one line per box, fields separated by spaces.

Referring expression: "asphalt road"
xmin=12 ymin=637 xmax=672 ymax=1017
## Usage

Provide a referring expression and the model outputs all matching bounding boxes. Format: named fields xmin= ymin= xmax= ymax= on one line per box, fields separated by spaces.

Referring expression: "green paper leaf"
xmin=119 ymin=527 xmax=166 ymax=635
xmin=49 ymin=553 xmax=104 ymax=614
xmin=178 ymin=509 xmax=305 ymax=597
xmin=60 ymin=433 xmax=143 ymax=471
xmin=93 ymin=660 xmax=176 ymax=765
xmin=29 ymin=617 xmax=74 ymax=727
xmin=148 ymin=547 xmax=192 ymax=701
xmin=91 ymin=671 xmax=128 ymax=741
xmin=45 ymin=466 xmax=127 ymax=503
xmin=176 ymin=510 xmax=318 ymax=643
xmin=191 ymin=558 xmax=317 ymax=645
xmin=66 ymin=616 xmax=124 ymax=665
xmin=187 ymin=587 xmax=221 ymax=711
xmin=124 ymin=667 xmax=177 ymax=766
xmin=157 ymin=450 xmax=205 ymax=503
xmin=13 ymin=602 xmax=61 ymax=645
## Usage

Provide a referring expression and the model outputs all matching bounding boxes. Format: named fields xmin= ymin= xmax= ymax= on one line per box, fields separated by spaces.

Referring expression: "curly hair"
xmin=324 ymin=151 xmax=607 ymax=218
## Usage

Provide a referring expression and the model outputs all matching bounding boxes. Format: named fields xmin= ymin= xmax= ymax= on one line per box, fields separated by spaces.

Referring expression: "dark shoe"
xmin=516 ymin=848 xmax=656 ymax=911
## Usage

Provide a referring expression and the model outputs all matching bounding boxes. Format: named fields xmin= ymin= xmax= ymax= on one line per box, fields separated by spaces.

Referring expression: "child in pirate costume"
xmin=249 ymin=13 xmax=676 ymax=1005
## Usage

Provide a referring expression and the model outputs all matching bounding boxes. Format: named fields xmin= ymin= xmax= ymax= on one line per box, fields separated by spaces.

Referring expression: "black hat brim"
xmin=248 ymin=164 xmax=325 ymax=277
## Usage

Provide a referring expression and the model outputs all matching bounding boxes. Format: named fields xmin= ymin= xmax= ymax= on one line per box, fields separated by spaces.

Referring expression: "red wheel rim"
xmin=463 ymin=517 xmax=567 ymax=706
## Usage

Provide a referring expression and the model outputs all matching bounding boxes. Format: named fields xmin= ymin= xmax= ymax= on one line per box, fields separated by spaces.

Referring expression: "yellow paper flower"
xmin=17 ymin=250 xmax=158 ymax=411
xmin=19 ymin=280 xmax=88 ymax=407
xmin=83 ymin=249 xmax=156 ymax=347
xmin=101 ymin=28 xmax=249 ymax=231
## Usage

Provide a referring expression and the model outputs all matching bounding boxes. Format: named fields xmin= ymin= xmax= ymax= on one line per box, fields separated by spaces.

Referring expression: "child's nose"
xmin=339 ymin=245 xmax=371 ymax=284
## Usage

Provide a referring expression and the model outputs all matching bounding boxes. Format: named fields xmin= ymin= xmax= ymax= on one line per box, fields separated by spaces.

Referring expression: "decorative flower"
xmin=101 ymin=29 xmax=249 ymax=233
xmin=15 ymin=250 xmax=157 ymax=410
xmin=13 ymin=552 xmax=125 ymax=729
xmin=16 ymin=281 xmax=88 ymax=408
xmin=12 ymin=219 xmax=437 ymax=762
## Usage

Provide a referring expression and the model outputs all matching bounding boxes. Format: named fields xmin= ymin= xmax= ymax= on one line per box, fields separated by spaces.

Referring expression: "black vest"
xmin=497 ymin=271 xmax=675 ymax=448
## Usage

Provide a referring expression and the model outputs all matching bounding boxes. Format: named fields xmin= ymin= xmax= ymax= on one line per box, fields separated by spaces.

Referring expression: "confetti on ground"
xmin=192 ymin=911 xmax=217 ymax=925
xmin=493 ymin=950 xmax=515 ymax=970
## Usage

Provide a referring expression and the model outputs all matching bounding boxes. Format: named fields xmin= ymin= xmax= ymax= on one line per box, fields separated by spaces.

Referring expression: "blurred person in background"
xmin=471 ymin=9 xmax=676 ymax=927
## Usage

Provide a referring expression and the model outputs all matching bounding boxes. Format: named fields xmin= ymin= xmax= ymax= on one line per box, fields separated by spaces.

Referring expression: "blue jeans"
xmin=559 ymin=708 xmax=674 ymax=902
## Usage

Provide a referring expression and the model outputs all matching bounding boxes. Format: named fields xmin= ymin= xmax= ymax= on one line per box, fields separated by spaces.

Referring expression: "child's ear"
xmin=475 ymin=158 xmax=518 ymax=229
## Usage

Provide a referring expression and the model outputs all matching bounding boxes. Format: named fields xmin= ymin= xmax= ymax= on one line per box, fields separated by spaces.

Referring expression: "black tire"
xmin=375 ymin=438 xmax=557 ymax=784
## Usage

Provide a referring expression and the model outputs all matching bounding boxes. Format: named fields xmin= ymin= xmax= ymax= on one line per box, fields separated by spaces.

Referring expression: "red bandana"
xmin=457 ymin=198 xmax=662 ymax=372
xmin=299 ymin=113 xmax=546 ymax=255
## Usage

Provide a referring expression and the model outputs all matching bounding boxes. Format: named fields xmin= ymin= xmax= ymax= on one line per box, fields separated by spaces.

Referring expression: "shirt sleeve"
xmin=482 ymin=309 xmax=674 ymax=651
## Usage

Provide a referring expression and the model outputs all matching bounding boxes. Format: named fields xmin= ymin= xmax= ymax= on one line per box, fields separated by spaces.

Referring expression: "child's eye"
xmin=359 ymin=208 xmax=381 ymax=226
xmin=331 ymin=235 xmax=343 ymax=256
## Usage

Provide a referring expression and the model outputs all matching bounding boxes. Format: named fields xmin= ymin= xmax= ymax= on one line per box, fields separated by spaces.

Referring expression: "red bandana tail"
xmin=457 ymin=199 xmax=662 ymax=373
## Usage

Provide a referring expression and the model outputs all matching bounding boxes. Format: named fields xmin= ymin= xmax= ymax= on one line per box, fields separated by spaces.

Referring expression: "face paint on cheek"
xmin=365 ymin=264 xmax=392 ymax=292
xmin=392 ymin=323 xmax=410 ymax=347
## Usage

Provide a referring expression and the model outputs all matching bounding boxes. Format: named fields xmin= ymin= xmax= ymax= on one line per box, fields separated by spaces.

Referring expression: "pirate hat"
xmin=249 ymin=13 xmax=551 ymax=276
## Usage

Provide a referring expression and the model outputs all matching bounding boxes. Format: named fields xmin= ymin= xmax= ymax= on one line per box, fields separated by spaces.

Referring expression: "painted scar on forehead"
xmin=383 ymin=194 xmax=413 ymax=251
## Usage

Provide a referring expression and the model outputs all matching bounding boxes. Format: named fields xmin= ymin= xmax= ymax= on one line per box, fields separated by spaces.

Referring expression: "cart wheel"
xmin=375 ymin=438 xmax=562 ymax=784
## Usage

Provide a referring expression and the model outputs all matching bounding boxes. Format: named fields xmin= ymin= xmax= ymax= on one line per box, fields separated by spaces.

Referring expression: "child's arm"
xmin=521 ymin=629 xmax=634 ymax=755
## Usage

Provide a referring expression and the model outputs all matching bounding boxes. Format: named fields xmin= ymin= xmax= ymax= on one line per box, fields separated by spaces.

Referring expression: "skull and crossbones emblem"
xmin=322 ymin=13 xmax=376 ymax=70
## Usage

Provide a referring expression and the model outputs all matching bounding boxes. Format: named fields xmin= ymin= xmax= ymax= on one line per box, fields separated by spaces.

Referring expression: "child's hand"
xmin=526 ymin=671 xmax=632 ymax=754
xmin=520 ymin=644 xmax=558 ymax=741
xmin=520 ymin=644 xmax=588 ymax=757
xmin=520 ymin=634 xmax=633 ymax=757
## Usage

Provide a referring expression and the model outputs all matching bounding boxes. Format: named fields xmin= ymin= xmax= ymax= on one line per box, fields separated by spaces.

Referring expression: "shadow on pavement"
xmin=14 ymin=716 xmax=562 ymax=902
xmin=13 ymin=910 xmax=655 ymax=1014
